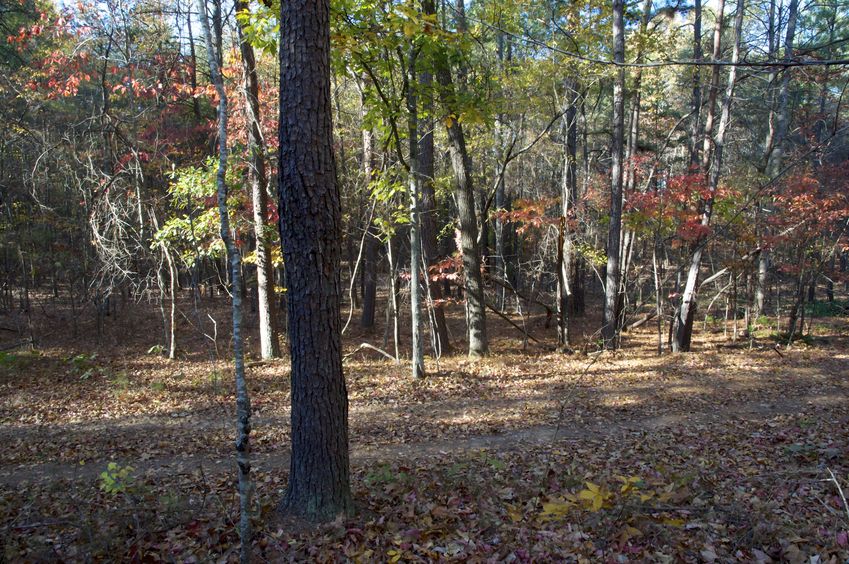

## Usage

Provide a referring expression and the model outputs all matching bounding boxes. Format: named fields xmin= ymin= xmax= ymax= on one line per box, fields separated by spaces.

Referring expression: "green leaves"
xmin=154 ymin=158 xmax=247 ymax=267
xmin=368 ymin=168 xmax=409 ymax=240
xmin=99 ymin=462 xmax=136 ymax=495
xmin=235 ymin=0 xmax=279 ymax=56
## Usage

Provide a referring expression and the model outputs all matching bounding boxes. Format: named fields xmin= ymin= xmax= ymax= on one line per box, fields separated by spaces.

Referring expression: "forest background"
xmin=1 ymin=0 xmax=848 ymax=559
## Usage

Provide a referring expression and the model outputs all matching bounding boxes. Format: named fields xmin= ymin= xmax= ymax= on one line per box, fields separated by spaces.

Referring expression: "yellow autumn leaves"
xmin=538 ymin=481 xmax=609 ymax=520
xmin=537 ymin=475 xmax=679 ymax=521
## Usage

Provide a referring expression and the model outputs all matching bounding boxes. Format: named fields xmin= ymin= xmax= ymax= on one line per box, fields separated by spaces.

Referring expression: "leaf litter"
xmin=1 ymin=310 xmax=848 ymax=561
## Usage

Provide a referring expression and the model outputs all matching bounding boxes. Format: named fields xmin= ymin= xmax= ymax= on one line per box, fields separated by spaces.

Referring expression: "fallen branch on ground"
xmin=484 ymin=301 xmax=554 ymax=350
xmin=344 ymin=342 xmax=399 ymax=363
xmin=622 ymin=311 xmax=657 ymax=332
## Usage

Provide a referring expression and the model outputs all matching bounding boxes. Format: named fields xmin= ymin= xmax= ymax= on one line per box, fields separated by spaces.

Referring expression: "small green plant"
xmin=756 ymin=315 xmax=771 ymax=327
xmin=108 ymin=371 xmax=131 ymax=394
xmin=149 ymin=380 xmax=166 ymax=393
xmin=365 ymin=463 xmax=407 ymax=486
xmin=488 ymin=457 xmax=506 ymax=471
xmin=476 ymin=450 xmax=506 ymax=471
xmin=159 ymin=492 xmax=180 ymax=509
xmin=147 ymin=344 xmax=164 ymax=355
xmin=446 ymin=461 xmax=469 ymax=479
xmin=0 ymin=352 xmax=20 ymax=370
xmin=67 ymin=353 xmax=102 ymax=380
xmin=771 ymin=331 xmax=818 ymax=346
xmin=784 ymin=443 xmax=817 ymax=460
xmin=158 ymin=492 xmax=185 ymax=517
xmin=69 ymin=353 xmax=96 ymax=370
xmin=804 ymin=299 xmax=849 ymax=318
xmin=99 ymin=462 xmax=136 ymax=494
xmin=209 ymin=369 xmax=226 ymax=396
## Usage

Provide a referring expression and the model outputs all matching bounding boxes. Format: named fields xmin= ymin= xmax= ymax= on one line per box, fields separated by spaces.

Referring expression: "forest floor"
xmin=1 ymin=294 xmax=848 ymax=562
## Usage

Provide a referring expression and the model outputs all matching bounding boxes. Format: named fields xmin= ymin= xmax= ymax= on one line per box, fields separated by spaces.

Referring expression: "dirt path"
xmin=2 ymin=392 xmax=843 ymax=488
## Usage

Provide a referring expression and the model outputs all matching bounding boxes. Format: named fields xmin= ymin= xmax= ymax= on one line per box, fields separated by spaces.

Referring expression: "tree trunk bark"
xmin=494 ymin=32 xmax=512 ymax=310
xmin=755 ymin=0 xmax=798 ymax=322
xmin=278 ymin=0 xmax=353 ymax=522
xmin=557 ymin=79 xmax=579 ymax=352
xmin=700 ymin=0 xmax=725 ymax=173
xmin=165 ymin=245 xmax=177 ymax=360
xmin=387 ymin=233 xmax=402 ymax=360
xmin=624 ymin=0 xmax=652 ymax=193
xmin=359 ymin=86 xmax=379 ymax=330
xmin=406 ymin=44 xmax=425 ymax=379
xmin=754 ymin=248 xmax=768 ymax=320
xmin=197 ymin=0 xmax=252 ymax=559
xmin=672 ymin=0 xmax=744 ymax=352
xmin=236 ymin=0 xmax=280 ymax=359
xmin=765 ymin=0 xmax=799 ymax=177
xmin=618 ymin=0 xmax=652 ymax=339
xmin=759 ymin=0 xmax=779 ymax=170
xmin=786 ymin=251 xmax=806 ymax=342
xmin=184 ymin=0 xmax=202 ymax=121
xmin=688 ymin=0 xmax=703 ymax=167
xmin=417 ymin=57 xmax=452 ymax=354
xmin=360 ymin=226 xmax=379 ymax=329
xmin=601 ymin=0 xmax=626 ymax=348
xmin=826 ymin=255 xmax=835 ymax=302
xmin=571 ymin=91 xmax=586 ymax=317
xmin=426 ymin=0 xmax=488 ymax=357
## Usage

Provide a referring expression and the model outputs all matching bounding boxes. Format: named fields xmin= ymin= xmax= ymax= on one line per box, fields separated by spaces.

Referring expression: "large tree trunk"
xmin=813 ymin=9 xmax=836 ymax=146
xmin=164 ymin=245 xmax=177 ymax=360
xmin=426 ymin=0 xmax=488 ymax=357
xmin=601 ymin=0 xmax=626 ymax=349
xmin=443 ymin=114 xmax=488 ymax=357
xmin=754 ymin=249 xmax=768 ymax=319
xmin=826 ymin=255 xmax=835 ymax=302
xmin=570 ymin=88 xmax=587 ymax=318
xmin=386 ymin=232 xmax=402 ymax=360
xmin=197 ymin=0 xmax=252 ymax=559
xmin=786 ymin=248 xmax=807 ymax=342
xmin=754 ymin=0 xmax=777 ymax=320
xmin=278 ymin=0 xmax=353 ymax=522
xmin=672 ymin=0 xmax=744 ymax=352
xmin=236 ymin=0 xmax=279 ymax=359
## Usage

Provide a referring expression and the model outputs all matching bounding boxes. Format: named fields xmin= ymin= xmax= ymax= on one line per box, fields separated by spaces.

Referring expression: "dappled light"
xmin=1 ymin=0 xmax=848 ymax=559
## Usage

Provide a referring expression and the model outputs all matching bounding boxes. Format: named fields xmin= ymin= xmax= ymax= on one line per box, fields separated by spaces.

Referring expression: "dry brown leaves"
xmin=1 ymin=304 xmax=848 ymax=561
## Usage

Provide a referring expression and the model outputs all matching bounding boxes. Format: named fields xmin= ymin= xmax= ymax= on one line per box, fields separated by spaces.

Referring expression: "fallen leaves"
xmin=577 ymin=481 xmax=609 ymax=511
xmin=1 ymin=313 xmax=849 ymax=560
